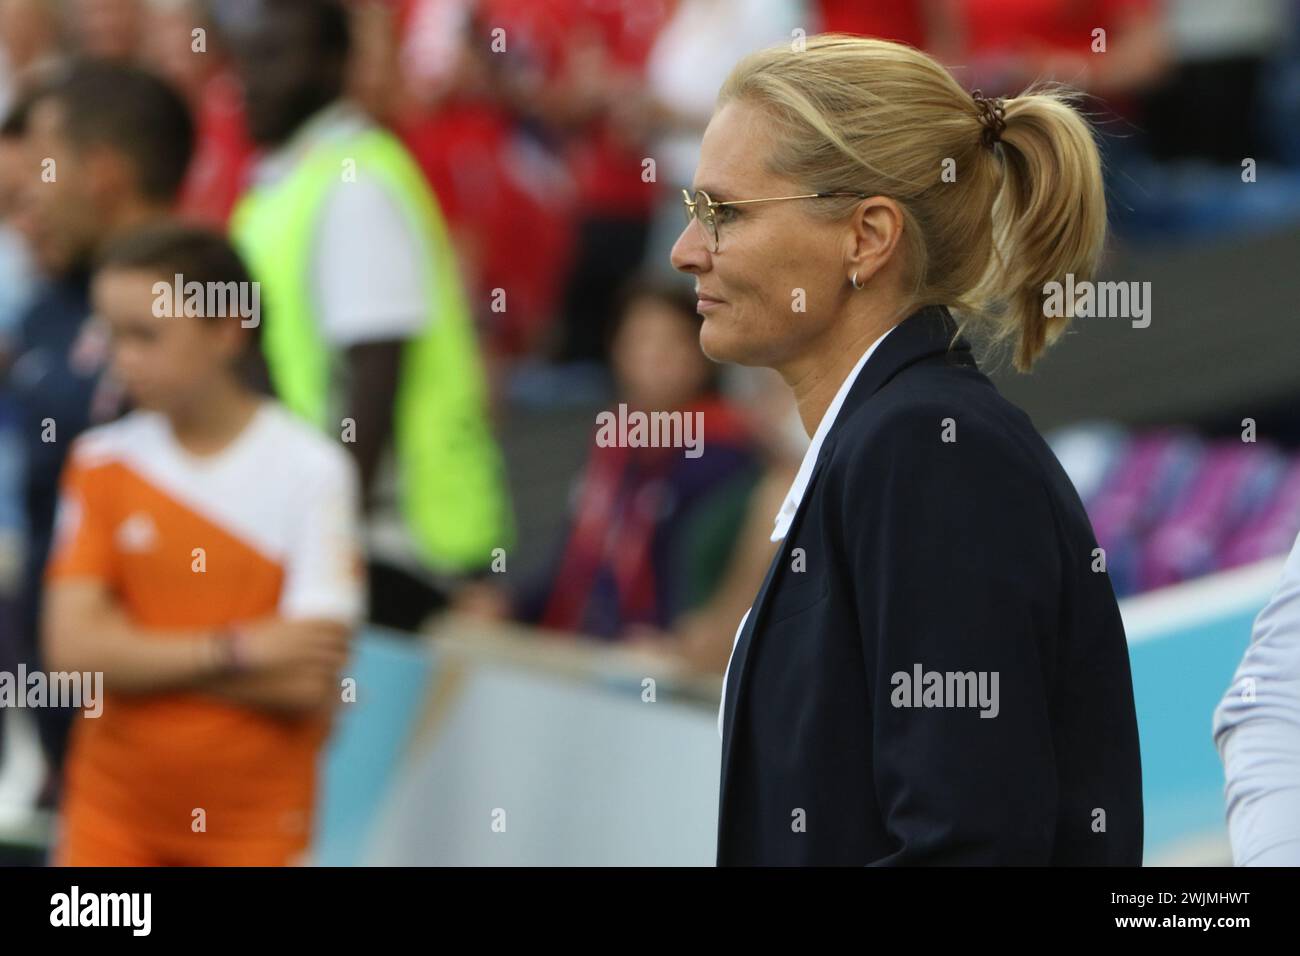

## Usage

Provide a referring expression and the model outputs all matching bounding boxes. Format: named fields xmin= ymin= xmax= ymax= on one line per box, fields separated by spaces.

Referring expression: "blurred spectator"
xmin=397 ymin=0 xmax=577 ymax=360
xmin=0 ymin=84 xmax=31 ymax=781
xmin=544 ymin=0 xmax=670 ymax=366
xmin=66 ymin=0 xmax=145 ymax=61
xmin=144 ymin=0 xmax=256 ymax=226
xmin=345 ymin=0 xmax=407 ymax=124
xmin=0 ymin=105 xmax=36 ymax=649
xmin=1140 ymin=441 xmax=1287 ymax=591
xmin=0 ymin=0 xmax=64 ymax=119
xmin=460 ymin=281 xmax=761 ymax=645
xmin=1222 ymin=459 xmax=1300 ymax=571
xmin=1140 ymin=0 xmax=1292 ymax=164
xmin=639 ymin=0 xmax=806 ymax=281
xmin=399 ymin=0 xmax=473 ymax=103
xmin=622 ymin=366 xmax=805 ymax=673
xmin=224 ymin=0 xmax=513 ymax=631
xmin=0 ymin=97 xmax=34 ymax=357
xmin=931 ymin=0 xmax=1170 ymax=100
xmin=4 ymin=60 xmax=194 ymax=797
xmin=44 ymin=223 xmax=363 ymax=866
xmin=1051 ymin=423 xmax=1300 ymax=597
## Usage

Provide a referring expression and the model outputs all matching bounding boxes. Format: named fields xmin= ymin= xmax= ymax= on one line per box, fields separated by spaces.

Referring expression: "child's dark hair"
xmin=96 ymin=222 xmax=272 ymax=393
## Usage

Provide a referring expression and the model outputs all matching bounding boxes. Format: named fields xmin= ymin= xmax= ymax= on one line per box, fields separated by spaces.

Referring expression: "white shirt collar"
xmin=771 ymin=325 xmax=895 ymax=542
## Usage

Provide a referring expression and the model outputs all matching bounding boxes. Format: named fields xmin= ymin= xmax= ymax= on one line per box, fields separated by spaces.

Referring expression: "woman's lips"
xmin=697 ymin=294 xmax=725 ymax=312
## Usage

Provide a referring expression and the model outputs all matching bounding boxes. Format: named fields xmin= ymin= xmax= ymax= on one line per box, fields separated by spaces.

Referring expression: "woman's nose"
xmin=670 ymin=220 xmax=709 ymax=274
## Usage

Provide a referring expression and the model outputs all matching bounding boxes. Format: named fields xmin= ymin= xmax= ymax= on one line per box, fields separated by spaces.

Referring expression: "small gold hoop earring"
xmin=851 ymin=272 xmax=864 ymax=290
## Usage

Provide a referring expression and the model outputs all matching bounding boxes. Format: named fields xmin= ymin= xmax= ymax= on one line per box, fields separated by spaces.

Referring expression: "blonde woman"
xmin=671 ymin=35 xmax=1143 ymax=866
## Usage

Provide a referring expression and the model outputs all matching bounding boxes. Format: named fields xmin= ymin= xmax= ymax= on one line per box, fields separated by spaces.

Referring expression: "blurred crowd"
xmin=1 ymin=0 xmax=1300 ymax=826
xmin=1052 ymin=424 xmax=1300 ymax=597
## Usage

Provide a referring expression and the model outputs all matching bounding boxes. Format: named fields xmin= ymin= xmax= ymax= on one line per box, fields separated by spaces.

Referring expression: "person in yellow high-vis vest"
xmin=224 ymin=0 xmax=512 ymax=629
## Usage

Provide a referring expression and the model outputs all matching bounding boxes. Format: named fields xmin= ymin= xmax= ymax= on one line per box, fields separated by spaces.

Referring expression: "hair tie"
xmin=971 ymin=89 xmax=1007 ymax=149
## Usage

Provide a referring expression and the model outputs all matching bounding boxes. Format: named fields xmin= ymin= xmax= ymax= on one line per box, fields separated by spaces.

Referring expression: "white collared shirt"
xmin=718 ymin=326 xmax=896 ymax=738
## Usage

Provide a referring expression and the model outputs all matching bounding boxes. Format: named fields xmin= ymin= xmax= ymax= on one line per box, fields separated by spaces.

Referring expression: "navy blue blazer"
xmin=717 ymin=304 xmax=1143 ymax=865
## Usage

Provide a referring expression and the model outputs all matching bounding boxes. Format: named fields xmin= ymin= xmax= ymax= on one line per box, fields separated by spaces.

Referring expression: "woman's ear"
xmin=845 ymin=196 xmax=905 ymax=285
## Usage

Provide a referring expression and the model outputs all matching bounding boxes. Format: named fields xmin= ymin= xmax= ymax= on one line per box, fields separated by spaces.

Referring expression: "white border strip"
xmin=1120 ymin=557 xmax=1286 ymax=644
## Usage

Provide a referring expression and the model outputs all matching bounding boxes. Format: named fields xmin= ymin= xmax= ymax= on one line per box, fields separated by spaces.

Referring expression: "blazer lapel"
xmin=717 ymin=453 xmax=829 ymax=837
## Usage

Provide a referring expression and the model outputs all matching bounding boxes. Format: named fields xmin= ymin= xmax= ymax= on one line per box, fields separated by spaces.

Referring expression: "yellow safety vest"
xmin=231 ymin=127 xmax=513 ymax=573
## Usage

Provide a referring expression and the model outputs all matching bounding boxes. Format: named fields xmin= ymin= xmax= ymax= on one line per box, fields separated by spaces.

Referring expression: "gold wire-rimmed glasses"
xmin=681 ymin=187 xmax=870 ymax=252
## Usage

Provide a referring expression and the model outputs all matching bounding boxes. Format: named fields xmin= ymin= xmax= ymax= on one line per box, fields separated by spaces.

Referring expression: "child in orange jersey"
xmin=42 ymin=223 xmax=365 ymax=866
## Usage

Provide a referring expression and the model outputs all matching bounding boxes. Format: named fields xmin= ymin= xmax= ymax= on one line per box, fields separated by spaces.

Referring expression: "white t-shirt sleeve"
xmin=279 ymin=446 xmax=367 ymax=625
xmin=1213 ymin=531 xmax=1300 ymax=865
xmin=311 ymin=177 xmax=433 ymax=347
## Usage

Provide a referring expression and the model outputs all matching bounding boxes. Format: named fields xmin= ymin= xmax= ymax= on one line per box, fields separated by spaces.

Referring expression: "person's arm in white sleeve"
xmin=207 ymin=446 xmax=367 ymax=715
xmin=1213 ymin=532 xmax=1300 ymax=865
xmin=277 ymin=445 xmax=367 ymax=626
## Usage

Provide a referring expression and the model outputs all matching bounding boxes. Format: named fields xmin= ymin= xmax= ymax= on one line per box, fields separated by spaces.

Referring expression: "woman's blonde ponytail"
xmin=976 ymin=86 xmax=1108 ymax=370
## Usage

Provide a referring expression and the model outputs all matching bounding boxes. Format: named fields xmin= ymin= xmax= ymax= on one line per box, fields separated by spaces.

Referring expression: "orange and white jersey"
xmin=48 ymin=401 xmax=364 ymax=627
xmin=45 ymin=401 xmax=365 ymax=850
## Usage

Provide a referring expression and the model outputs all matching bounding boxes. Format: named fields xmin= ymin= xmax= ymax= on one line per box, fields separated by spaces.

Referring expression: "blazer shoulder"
xmin=833 ymin=367 xmax=1023 ymax=464
xmin=825 ymin=366 xmax=1062 ymax=532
